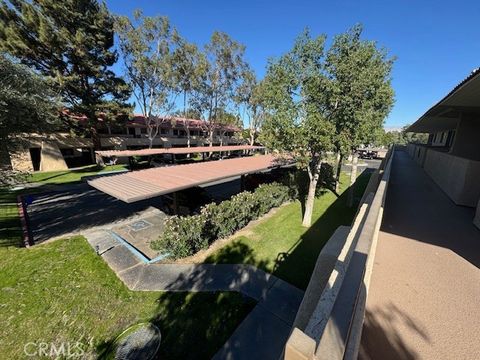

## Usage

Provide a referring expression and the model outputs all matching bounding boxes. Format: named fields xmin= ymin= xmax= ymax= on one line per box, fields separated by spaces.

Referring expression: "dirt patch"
xmin=175 ymin=202 xmax=291 ymax=264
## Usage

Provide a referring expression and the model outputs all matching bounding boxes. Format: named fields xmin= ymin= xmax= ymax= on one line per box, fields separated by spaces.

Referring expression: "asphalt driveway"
xmin=25 ymin=183 xmax=166 ymax=244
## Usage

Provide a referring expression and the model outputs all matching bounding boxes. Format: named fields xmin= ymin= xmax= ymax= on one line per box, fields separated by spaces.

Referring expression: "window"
xmin=160 ymin=128 xmax=169 ymax=135
xmin=173 ymin=129 xmax=179 ymax=136
xmin=140 ymin=128 xmax=147 ymax=134
xmin=110 ymin=126 xmax=125 ymax=135
xmin=60 ymin=148 xmax=74 ymax=156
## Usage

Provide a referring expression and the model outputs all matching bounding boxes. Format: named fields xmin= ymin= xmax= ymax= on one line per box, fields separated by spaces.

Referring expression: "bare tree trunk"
xmin=302 ymin=161 xmax=321 ymax=227
xmin=335 ymin=153 xmax=343 ymax=193
xmin=208 ymin=129 xmax=214 ymax=157
xmin=186 ymin=127 xmax=191 ymax=158
xmin=347 ymin=153 xmax=358 ymax=207
xmin=88 ymin=109 xmax=101 ymax=150
xmin=249 ymin=128 xmax=255 ymax=146
xmin=302 ymin=176 xmax=319 ymax=227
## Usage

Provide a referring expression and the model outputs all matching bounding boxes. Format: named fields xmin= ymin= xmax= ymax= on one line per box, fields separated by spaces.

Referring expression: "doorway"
xmin=29 ymin=148 xmax=41 ymax=171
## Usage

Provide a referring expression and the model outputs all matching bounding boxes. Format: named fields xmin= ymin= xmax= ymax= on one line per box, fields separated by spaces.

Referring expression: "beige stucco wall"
xmin=423 ymin=149 xmax=480 ymax=207
xmin=9 ymin=148 xmax=34 ymax=172
xmin=8 ymin=134 xmax=93 ymax=172
xmin=40 ymin=141 xmax=68 ymax=171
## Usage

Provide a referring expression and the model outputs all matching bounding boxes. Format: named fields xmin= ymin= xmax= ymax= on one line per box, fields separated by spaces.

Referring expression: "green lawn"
xmin=26 ymin=164 xmax=127 ymax=185
xmin=0 ymin=236 xmax=255 ymax=359
xmin=0 ymin=185 xmax=254 ymax=359
xmin=0 ymin=188 xmax=22 ymax=247
xmin=206 ymin=172 xmax=371 ymax=289
xmin=0 ymin=166 xmax=370 ymax=358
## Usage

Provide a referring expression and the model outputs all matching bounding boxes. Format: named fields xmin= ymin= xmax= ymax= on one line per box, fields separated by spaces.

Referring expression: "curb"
xmin=108 ymin=231 xmax=169 ymax=264
xmin=17 ymin=195 xmax=33 ymax=247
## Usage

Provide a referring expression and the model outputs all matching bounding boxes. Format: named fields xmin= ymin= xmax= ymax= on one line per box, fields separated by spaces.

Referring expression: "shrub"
xmin=151 ymin=182 xmax=293 ymax=259
xmin=153 ymin=214 xmax=208 ymax=259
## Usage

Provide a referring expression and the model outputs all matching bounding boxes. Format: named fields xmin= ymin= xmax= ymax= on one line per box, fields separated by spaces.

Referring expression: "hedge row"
xmin=151 ymin=182 xmax=293 ymax=259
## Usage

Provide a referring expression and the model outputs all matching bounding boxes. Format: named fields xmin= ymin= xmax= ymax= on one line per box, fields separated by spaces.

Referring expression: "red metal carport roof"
xmin=88 ymin=155 xmax=286 ymax=203
xmin=96 ymin=145 xmax=264 ymax=158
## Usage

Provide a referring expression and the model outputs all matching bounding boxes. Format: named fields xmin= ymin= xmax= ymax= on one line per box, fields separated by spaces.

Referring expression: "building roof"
xmin=96 ymin=145 xmax=264 ymax=158
xmin=88 ymin=154 xmax=288 ymax=203
xmin=408 ymin=68 xmax=480 ymax=133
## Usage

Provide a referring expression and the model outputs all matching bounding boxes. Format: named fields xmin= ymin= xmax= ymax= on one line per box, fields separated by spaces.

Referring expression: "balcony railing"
xmin=284 ymin=147 xmax=394 ymax=360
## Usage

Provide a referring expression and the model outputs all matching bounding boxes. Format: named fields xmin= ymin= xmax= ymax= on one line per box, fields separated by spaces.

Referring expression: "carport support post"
xmin=202 ymin=152 xmax=205 ymax=161
xmin=172 ymin=154 xmax=176 ymax=164
xmin=95 ymin=153 xmax=104 ymax=167
xmin=173 ymin=192 xmax=179 ymax=214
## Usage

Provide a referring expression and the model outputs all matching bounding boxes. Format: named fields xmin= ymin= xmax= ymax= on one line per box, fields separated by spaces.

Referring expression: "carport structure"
xmin=95 ymin=144 xmax=264 ymax=158
xmin=88 ymin=154 xmax=288 ymax=203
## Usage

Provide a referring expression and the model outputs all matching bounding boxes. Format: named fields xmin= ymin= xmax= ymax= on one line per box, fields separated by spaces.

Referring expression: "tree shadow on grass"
xmin=96 ymin=242 xmax=272 ymax=359
xmin=205 ymin=169 xmax=372 ymax=290
xmin=205 ymin=239 xmax=270 ymax=270
xmin=96 ymin=291 xmax=256 ymax=360
xmin=0 ymin=188 xmax=23 ymax=247
xmin=276 ymin=170 xmax=373 ymax=289
xmin=95 ymin=244 xmax=271 ymax=359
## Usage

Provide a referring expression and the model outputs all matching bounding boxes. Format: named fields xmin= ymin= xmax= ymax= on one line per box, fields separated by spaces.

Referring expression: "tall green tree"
xmin=325 ymin=25 xmax=394 ymax=203
xmin=191 ymin=31 xmax=247 ymax=147
xmin=0 ymin=0 xmax=131 ymax=148
xmin=116 ymin=10 xmax=178 ymax=148
xmin=261 ymin=30 xmax=335 ymax=227
xmin=401 ymin=125 xmax=428 ymax=144
xmin=170 ymin=35 xmax=206 ymax=148
xmin=0 ymin=55 xmax=59 ymax=184
xmin=214 ymin=108 xmax=242 ymax=146
xmin=236 ymin=67 xmax=266 ymax=146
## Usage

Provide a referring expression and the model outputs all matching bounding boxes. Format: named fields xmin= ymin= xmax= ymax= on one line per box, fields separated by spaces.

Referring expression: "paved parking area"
xmin=25 ymin=183 xmax=166 ymax=244
xmin=24 ymin=178 xmax=244 ymax=245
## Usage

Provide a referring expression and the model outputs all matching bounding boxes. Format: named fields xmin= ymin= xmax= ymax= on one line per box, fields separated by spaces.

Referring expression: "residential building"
xmin=406 ymin=68 xmax=480 ymax=228
xmin=7 ymin=115 xmax=241 ymax=173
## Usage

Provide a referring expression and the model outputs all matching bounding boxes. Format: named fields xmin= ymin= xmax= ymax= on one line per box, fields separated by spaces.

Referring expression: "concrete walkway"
xmin=360 ymin=150 xmax=480 ymax=360
xmin=85 ymin=230 xmax=304 ymax=360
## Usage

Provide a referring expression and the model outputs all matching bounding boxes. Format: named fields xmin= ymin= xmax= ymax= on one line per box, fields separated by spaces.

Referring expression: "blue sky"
xmin=106 ymin=0 xmax=480 ymax=128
